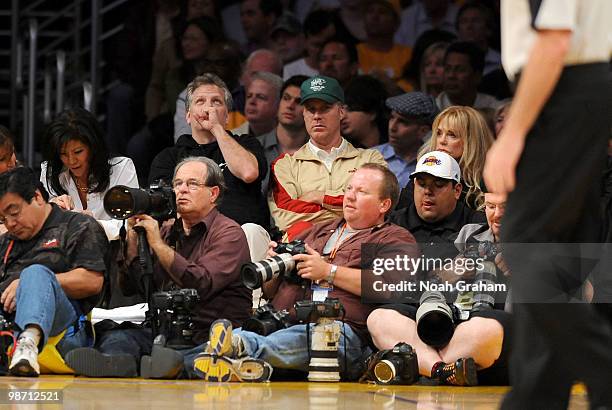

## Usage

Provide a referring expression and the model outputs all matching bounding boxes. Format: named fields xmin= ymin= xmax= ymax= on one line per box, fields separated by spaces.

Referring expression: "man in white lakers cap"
xmin=390 ymin=150 xmax=485 ymax=255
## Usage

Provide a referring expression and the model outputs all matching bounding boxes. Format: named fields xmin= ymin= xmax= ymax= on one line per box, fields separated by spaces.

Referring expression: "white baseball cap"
xmin=410 ymin=151 xmax=461 ymax=183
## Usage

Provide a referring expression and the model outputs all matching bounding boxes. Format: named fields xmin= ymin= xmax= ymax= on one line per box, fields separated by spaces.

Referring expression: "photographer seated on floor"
xmin=367 ymin=191 xmax=512 ymax=386
xmin=0 ymin=167 xmax=108 ymax=376
xmin=188 ymin=163 xmax=417 ymax=382
xmin=65 ymin=156 xmax=252 ymax=378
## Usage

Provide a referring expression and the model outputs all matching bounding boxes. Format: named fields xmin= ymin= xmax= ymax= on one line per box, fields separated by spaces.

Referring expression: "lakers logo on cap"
xmin=310 ymin=78 xmax=326 ymax=92
xmin=422 ymin=156 xmax=442 ymax=166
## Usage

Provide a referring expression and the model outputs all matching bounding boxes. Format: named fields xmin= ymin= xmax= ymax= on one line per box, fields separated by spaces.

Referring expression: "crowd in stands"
xmin=0 ymin=0 xmax=609 ymax=391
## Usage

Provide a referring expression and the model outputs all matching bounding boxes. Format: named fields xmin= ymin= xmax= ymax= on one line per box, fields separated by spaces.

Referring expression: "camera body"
xmin=240 ymin=240 xmax=308 ymax=290
xmin=242 ymin=304 xmax=292 ymax=336
xmin=464 ymin=240 xmax=501 ymax=313
xmin=0 ymin=313 xmax=14 ymax=374
xmin=150 ymin=289 xmax=200 ymax=349
xmin=371 ymin=342 xmax=419 ymax=385
xmin=464 ymin=241 xmax=500 ymax=262
xmin=103 ymin=181 xmax=176 ymax=221
xmin=294 ymin=298 xmax=343 ymax=323
xmin=274 ymin=240 xmax=306 ymax=255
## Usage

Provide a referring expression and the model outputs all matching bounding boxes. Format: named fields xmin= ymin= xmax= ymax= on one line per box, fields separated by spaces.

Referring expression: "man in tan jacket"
xmin=268 ymin=75 xmax=386 ymax=238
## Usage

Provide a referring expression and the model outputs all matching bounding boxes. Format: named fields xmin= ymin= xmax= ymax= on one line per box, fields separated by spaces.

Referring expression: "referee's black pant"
xmin=500 ymin=63 xmax=612 ymax=410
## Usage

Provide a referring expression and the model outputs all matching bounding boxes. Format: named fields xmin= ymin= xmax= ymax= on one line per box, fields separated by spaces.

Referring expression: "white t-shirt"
xmin=283 ymin=58 xmax=319 ymax=81
xmin=501 ymin=0 xmax=612 ymax=80
xmin=40 ymin=156 xmax=139 ymax=240
xmin=394 ymin=1 xmax=458 ymax=47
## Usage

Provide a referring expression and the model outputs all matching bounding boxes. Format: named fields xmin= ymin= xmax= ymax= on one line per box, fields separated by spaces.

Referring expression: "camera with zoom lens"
xmin=150 ymin=288 xmax=200 ymax=349
xmin=103 ymin=181 xmax=176 ymax=221
xmin=242 ymin=304 xmax=292 ymax=336
xmin=294 ymin=298 xmax=344 ymax=382
xmin=368 ymin=342 xmax=419 ymax=385
xmin=464 ymin=241 xmax=501 ymax=313
xmin=240 ymin=240 xmax=308 ymax=290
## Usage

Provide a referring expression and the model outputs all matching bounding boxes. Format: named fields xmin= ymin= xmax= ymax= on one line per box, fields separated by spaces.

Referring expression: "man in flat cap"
xmin=375 ymin=92 xmax=439 ymax=189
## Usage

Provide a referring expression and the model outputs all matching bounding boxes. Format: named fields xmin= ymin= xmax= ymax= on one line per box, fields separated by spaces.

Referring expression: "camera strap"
xmin=1 ymin=240 xmax=14 ymax=280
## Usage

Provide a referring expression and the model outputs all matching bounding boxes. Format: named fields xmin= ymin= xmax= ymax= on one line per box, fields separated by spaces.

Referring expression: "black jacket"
xmin=149 ymin=133 xmax=270 ymax=228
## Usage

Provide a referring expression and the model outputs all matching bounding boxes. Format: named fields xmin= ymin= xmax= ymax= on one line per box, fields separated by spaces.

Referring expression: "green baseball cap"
xmin=300 ymin=75 xmax=345 ymax=104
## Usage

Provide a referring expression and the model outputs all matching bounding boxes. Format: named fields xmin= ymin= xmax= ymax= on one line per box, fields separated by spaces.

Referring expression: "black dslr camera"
xmin=0 ymin=313 xmax=14 ymax=375
xmin=464 ymin=241 xmax=500 ymax=262
xmin=242 ymin=304 xmax=292 ymax=336
xmin=363 ymin=342 xmax=419 ymax=385
xmin=103 ymin=180 xmax=176 ymax=221
xmin=464 ymin=241 xmax=501 ymax=313
xmin=294 ymin=298 xmax=344 ymax=323
xmin=150 ymin=289 xmax=200 ymax=349
xmin=241 ymin=240 xmax=308 ymax=290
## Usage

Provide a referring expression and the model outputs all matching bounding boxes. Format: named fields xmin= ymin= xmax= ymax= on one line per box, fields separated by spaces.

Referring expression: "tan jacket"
xmin=268 ymin=140 xmax=387 ymax=232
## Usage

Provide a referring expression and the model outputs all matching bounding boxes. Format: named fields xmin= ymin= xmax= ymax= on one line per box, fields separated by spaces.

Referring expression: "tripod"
xmin=133 ymin=226 xmax=159 ymax=340
xmin=133 ymin=226 xmax=185 ymax=379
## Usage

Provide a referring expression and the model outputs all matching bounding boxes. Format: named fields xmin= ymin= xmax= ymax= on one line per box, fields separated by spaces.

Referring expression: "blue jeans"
xmin=185 ymin=322 xmax=372 ymax=381
xmin=13 ymin=264 xmax=90 ymax=355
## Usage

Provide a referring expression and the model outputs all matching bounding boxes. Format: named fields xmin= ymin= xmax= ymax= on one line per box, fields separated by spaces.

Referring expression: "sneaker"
xmin=140 ymin=345 xmax=184 ymax=379
xmin=65 ymin=347 xmax=137 ymax=378
xmin=9 ymin=337 xmax=40 ymax=377
xmin=432 ymin=358 xmax=478 ymax=386
xmin=193 ymin=353 xmax=272 ymax=383
xmin=206 ymin=319 xmax=236 ymax=357
xmin=205 ymin=319 xmax=246 ymax=359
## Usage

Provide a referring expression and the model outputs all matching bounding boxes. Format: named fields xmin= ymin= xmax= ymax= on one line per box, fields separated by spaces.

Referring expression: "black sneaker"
xmin=431 ymin=358 xmax=478 ymax=386
xmin=66 ymin=347 xmax=137 ymax=378
xmin=140 ymin=345 xmax=184 ymax=379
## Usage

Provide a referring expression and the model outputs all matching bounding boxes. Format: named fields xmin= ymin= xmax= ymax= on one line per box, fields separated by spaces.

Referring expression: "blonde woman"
xmin=420 ymin=106 xmax=493 ymax=209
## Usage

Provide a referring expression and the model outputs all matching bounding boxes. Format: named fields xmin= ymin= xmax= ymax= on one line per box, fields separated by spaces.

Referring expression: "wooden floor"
xmin=0 ymin=377 xmax=590 ymax=409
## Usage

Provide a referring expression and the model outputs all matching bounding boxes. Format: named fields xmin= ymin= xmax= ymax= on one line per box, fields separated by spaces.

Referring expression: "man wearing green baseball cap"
xmin=268 ymin=75 xmax=387 ymax=238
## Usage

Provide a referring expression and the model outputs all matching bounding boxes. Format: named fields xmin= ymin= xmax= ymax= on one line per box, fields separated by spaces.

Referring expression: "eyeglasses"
xmin=172 ymin=179 xmax=208 ymax=191
xmin=0 ymin=204 xmax=23 ymax=224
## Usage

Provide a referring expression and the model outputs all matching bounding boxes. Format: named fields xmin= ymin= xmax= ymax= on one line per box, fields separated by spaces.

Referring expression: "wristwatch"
xmin=327 ymin=264 xmax=338 ymax=285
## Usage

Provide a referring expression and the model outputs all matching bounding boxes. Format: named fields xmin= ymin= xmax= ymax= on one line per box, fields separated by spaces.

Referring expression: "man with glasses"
xmin=150 ymin=73 xmax=269 ymax=229
xmin=0 ymin=167 xmax=108 ymax=376
xmin=65 ymin=157 xmax=253 ymax=378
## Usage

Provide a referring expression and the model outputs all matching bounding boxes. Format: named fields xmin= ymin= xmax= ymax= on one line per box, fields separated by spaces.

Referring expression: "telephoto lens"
xmin=415 ymin=291 xmax=455 ymax=348
xmin=295 ymin=299 xmax=344 ymax=382
xmin=103 ymin=184 xmax=175 ymax=221
xmin=240 ymin=253 xmax=296 ymax=290
xmin=308 ymin=318 xmax=341 ymax=382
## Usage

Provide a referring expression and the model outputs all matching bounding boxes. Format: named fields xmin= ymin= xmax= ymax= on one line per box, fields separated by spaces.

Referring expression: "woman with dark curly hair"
xmin=40 ymin=108 xmax=139 ymax=239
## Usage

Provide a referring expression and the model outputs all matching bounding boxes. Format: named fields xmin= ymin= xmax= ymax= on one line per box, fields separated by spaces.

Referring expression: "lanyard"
xmin=328 ymin=223 xmax=348 ymax=262
xmin=3 ymin=240 xmax=14 ymax=266
xmin=2 ymin=239 xmax=14 ymax=280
